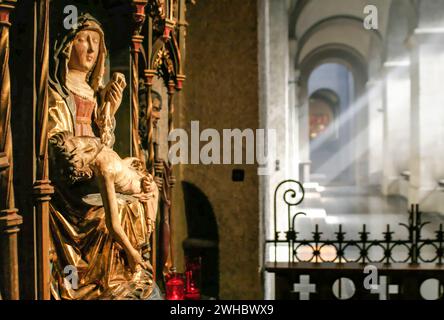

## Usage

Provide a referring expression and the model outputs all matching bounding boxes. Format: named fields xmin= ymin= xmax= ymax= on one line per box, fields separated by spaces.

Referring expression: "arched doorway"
xmin=308 ymin=63 xmax=355 ymax=185
xmin=182 ymin=181 xmax=219 ymax=299
xmin=297 ymin=43 xmax=369 ymax=187
xmin=309 ymin=89 xmax=338 ymax=141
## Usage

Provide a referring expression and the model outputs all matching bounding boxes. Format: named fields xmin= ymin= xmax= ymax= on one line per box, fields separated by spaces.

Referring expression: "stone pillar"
xmin=288 ymin=40 xmax=299 ymax=179
xmin=381 ymin=61 xmax=410 ymax=196
xmin=408 ymin=29 xmax=444 ymax=211
xmin=366 ymin=78 xmax=384 ymax=186
xmin=298 ymin=94 xmax=310 ymax=183
xmin=261 ymin=0 xmax=291 ymax=299
xmin=353 ymin=82 xmax=370 ymax=187
xmin=268 ymin=0 xmax=289 ymax=182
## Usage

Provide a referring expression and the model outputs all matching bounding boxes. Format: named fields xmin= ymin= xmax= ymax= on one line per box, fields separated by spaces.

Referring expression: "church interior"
xmin=1 ymin=0 xmax=444 ymax=301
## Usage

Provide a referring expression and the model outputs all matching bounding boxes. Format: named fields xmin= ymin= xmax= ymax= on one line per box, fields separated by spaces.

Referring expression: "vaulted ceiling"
xmin=290 ymin=0 xmax=392 ymax=68
xmin=289 ymin=0 xmax=420 ymax=82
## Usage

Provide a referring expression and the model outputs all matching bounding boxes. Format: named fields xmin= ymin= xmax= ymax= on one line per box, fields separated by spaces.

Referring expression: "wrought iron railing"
xmin=266 ymin=180 xmax=444 ymax=265
xmin=265 ymin=180 xmax=444 ymax=300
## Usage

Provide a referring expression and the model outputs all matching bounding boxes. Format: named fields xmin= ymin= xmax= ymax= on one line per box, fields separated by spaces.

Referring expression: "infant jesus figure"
xmin=50 ymin=131 xmax=158 ymax=273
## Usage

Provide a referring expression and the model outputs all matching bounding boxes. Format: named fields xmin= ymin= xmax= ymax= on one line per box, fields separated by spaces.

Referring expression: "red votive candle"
xmin=185 ymin=256 xmax=201 ymax=300
xmin=166 ymin=273 xmax=185 ymax=300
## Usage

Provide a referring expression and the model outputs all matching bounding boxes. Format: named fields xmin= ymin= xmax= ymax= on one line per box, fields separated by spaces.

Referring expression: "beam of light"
xmin=311 ymin=60 xmax=410 ymax=185
xmin=267 ymin=58 xmax=412 ymax=263
xmin=308 ymin=56 xmax=408 ymax=156
xmin=309 ymin=83 xmax=367 ymax=155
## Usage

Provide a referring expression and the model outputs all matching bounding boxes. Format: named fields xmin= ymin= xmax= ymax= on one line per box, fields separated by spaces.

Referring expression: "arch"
xmin=296 ymin=15 xmax=382 ymax=64
xmin=289 ymin=0 xmax=310 ymax=38
xmin=309 ymin=88 xmax=341 ymax=141
xmin=299 ymin=44 xmax=368 ymax=95
xmin=306 ymin=62 xmax=358 ymax=185
xmin=294 ymin=0 xmax=370 ymax=38
xmin=310 ymin=88 xmax=341 ymax=116
xmin=299 ymin=46 xmax=368 ymax=186
xmin=181 ymin=181 xmax=219 ymax=299
xmin=150 ymin=34 xmax=182 ymax=87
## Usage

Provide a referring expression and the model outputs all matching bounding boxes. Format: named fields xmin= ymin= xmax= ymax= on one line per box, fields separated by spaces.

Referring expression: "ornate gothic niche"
xmin=137 ymin=35 xmax=183 ymax=168
xmin=151 ymin=34 xmax=182 ymax=89
xmin=147 ymin=0 xmax=168 ymax=35
xmin=147 ymin=0 xmax=196 ymax=39
xmin=134 ymin=0 xmax=190 ymax=173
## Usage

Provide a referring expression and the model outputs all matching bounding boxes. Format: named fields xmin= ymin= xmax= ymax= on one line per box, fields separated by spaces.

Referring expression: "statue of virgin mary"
xmin=47 ymin=13 xmax=161 ymax=300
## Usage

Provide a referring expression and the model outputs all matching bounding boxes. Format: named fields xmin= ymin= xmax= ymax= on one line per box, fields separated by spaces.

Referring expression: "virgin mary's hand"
xmin=104 ymin=73 xmax=126 ymax=116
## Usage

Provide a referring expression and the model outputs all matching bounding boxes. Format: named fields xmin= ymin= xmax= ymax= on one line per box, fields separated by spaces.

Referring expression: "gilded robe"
xmin=47 ymin=14 xmax=160 ymax=300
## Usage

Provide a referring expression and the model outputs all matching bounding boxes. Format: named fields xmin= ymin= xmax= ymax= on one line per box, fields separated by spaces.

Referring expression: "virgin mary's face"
xmin=68 ymin=30 xmax=101 ymax=73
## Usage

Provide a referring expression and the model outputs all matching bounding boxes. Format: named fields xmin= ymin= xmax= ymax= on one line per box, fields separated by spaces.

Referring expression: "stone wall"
xmin=178 ymin=0 xmax=261 ymax=299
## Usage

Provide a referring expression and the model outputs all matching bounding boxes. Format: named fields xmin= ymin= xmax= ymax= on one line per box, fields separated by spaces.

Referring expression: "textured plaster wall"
xmin=180 ymin=0 xmax=261 ymax=299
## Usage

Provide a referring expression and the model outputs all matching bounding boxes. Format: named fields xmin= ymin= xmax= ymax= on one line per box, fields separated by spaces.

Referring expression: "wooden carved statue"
xmin=139 ymin=87 xmax=175 ymax=280
xmin=47 ymin=14 xmax=161 ymax=300
xmin=151 ymin=98 xmax=175 ymax=280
